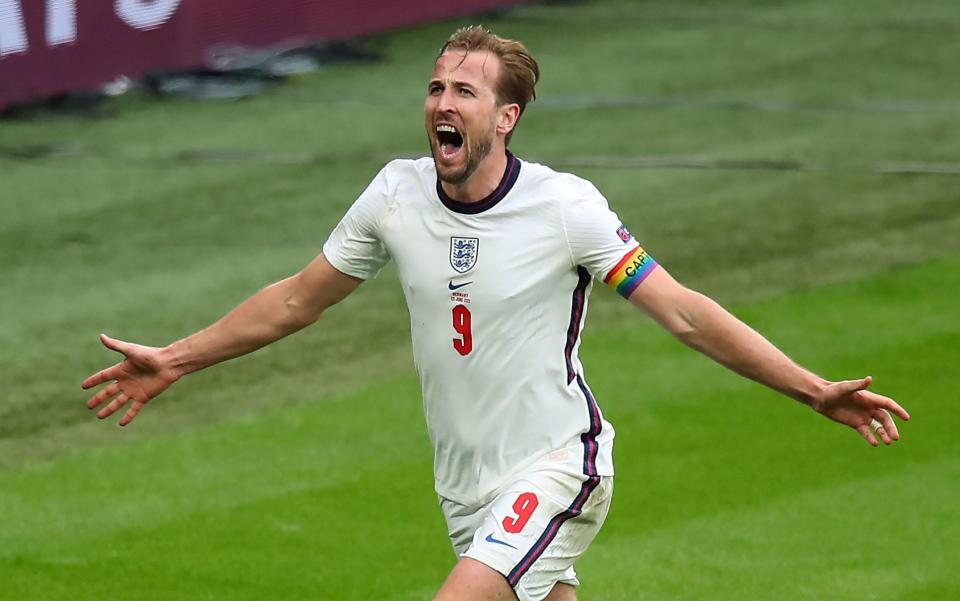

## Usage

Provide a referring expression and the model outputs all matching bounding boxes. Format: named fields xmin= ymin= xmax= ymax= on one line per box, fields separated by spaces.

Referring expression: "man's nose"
xmin=437 ymin=88 xmax=457 ymax=113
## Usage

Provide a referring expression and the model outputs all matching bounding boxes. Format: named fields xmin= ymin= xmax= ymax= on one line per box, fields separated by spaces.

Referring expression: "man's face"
xmin=425 ymin=50 xmax=502 ymax=185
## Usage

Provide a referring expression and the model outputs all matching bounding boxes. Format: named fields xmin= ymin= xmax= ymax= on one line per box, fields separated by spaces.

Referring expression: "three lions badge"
xmin=450 ymin=237 xmax=479 ymax=273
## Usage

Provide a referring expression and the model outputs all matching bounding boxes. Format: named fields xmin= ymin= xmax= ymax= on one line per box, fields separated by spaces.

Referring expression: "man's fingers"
xmin=97 ymin=393 xmax=130 ymax=420
xmin=856 ymin=424 xmax=878 ymax=447
xmin=100 ymin=333 xmax=135 ymax=356
xmin=93 ymin=392 xmax=146 ymax=425
xmin=858 ymin=389 xmax=911 ymax=424
xmin=81 ymin=364 xmax=121 ymax=390
xmin=118 ymin=401 xmax=146 ymax=427
xmin=837 ymin=376 xmax=873 ymax=395
xmin=86 ymin=382 xmax=120 ymax=409
xmin=869 ymin=417 xmax=894 ymax=445
xmin=880 ymin=397 xmax=911 ymax=422
xmin=875 ymin=409 xmax=900 ymax=442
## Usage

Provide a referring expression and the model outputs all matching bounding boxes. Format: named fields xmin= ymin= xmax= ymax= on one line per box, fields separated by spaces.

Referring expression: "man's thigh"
xmin=433 ymin=558 xmax=579 ymax=601
xmin=441 ymin=471 xmax=613 ymax=601
xmin=433 ymin=557 xmax=517 ymax=601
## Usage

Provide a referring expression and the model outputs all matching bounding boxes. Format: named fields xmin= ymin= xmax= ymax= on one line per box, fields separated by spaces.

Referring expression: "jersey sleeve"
xmin=561 ymin=179 xmax=658 ymax=299
xmin=322 ymin=165 xmax=392 ymax=280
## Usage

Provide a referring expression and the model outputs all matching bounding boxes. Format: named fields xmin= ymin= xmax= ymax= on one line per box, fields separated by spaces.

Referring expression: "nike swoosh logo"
xmin=484 ymin=533 xmax=517 ymax=549
xmin=448 ymin=280 xmax=473 ymax=290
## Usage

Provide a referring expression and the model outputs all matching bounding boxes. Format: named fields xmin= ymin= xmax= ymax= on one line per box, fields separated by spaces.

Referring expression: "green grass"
xmin=2 ymin=0 xmax=959 ymax=598
xmin=2 ymin=262 xmax=956 ymax=600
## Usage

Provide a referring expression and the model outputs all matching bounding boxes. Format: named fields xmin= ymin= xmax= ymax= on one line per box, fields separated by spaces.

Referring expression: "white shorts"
xmin=440 ymin=457 xmax=613 ymax=601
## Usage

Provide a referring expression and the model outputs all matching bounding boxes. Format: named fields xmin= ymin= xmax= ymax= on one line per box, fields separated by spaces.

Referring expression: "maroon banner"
xmin=0 ymin=0 xmax=527 ymax=108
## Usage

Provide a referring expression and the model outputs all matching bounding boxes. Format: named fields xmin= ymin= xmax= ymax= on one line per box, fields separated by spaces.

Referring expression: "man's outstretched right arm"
xmin=82 ymin=255 xmax=362 ymax=426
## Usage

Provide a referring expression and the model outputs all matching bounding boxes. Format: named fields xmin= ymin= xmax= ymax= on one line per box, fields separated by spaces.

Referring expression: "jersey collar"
xmin=435 ymin=150 xmax=521 ymax=215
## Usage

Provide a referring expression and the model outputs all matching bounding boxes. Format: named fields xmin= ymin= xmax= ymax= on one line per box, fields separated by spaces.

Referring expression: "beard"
xmin=430 ymin=123 xmax=496 ymax=186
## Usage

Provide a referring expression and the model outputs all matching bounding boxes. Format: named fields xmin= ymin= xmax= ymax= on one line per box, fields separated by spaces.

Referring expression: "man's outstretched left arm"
xmin=628 ymin=266 xmax=910 ymax=446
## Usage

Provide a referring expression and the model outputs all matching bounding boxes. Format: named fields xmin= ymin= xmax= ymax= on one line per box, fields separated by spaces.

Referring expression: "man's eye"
xmin=429 ymin=85 xmax=442 ymax=94
xmin=459 ymin=88 xmax=474 ymax=97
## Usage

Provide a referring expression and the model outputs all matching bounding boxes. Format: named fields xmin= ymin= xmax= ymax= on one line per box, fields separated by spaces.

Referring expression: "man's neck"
xmin=440 ymin=147 xmax=508 ymax=203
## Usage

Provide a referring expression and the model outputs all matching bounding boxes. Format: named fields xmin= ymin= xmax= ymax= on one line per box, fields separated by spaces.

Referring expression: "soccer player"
xmin=82 ymin=26 xmax=910 ymax=601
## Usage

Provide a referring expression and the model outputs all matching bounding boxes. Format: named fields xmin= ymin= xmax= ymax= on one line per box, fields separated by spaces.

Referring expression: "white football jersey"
xmin=323 ymin=152 xmax=658 ymax=505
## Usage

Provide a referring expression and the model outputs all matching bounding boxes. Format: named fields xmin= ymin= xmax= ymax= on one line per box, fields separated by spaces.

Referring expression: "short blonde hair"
xmin=439 ymin=25 xmax=540 ymax=143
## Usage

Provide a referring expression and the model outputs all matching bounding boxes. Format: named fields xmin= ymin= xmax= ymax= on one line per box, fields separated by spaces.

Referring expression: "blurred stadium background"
xmin=2 ymin=0 xmax=958 ymax=599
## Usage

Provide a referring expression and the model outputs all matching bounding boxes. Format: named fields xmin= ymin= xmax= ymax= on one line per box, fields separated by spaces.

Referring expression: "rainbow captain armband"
xmin=603 ymin=245 xmax=658 ymax=299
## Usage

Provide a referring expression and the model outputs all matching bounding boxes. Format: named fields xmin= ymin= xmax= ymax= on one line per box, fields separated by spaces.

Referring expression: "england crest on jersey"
xmin=450 ymin=237 xmax=479 ymax=273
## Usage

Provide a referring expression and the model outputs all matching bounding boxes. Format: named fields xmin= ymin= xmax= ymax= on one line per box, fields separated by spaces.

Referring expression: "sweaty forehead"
xmin=431 ymin=50 xmax=499 ymax=86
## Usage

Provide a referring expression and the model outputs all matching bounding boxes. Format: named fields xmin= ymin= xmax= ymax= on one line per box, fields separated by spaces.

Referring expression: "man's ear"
xmin=497 ymin=103 xmax=521 ymax=137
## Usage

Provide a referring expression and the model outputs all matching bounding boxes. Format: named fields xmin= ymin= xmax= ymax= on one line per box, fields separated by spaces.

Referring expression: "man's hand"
xmin=80 ymin=256 xmax=362 ymax=427
xmin=810 ymin=376 xmax=910 ymax=447
xmin=82 ymin=334 xmax=179 ymax=426
xmin=626 ymin=269 xmax=912 ymax=447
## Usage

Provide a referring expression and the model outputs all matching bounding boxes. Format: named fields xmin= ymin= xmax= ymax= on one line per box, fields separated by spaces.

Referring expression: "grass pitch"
xmin=2 ymin=0 xmax=959 ymax=599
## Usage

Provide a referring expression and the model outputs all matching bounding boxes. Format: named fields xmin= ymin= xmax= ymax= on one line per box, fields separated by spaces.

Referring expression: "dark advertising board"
xmin=0 ymin=0 xmax=526 ymax=107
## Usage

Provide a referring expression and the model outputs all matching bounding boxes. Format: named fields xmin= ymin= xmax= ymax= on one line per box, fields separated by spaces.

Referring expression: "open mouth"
xmin=436 ymin=124 xmax=464 ymax=159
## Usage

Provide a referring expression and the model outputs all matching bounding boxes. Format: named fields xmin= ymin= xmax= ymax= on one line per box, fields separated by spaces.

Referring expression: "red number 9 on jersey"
xmin=502 ymin=492 xmax=539 ymax=534
xmin=452 ymin=304 xmax=472 ymax=356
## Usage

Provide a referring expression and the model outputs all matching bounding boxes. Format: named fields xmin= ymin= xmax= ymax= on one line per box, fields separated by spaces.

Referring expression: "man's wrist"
xmin=795 ymin=375 xmax=830 ymax=409
xmin=790 ymin=370 xmax=830 ymax=410
xmin=159 ymin=342 xmax=190 ymax=381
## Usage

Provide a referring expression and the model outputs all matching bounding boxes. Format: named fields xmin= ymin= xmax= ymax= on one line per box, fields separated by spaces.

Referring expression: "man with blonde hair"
xmin=84 ymin=26 xmax=909 ymax=601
